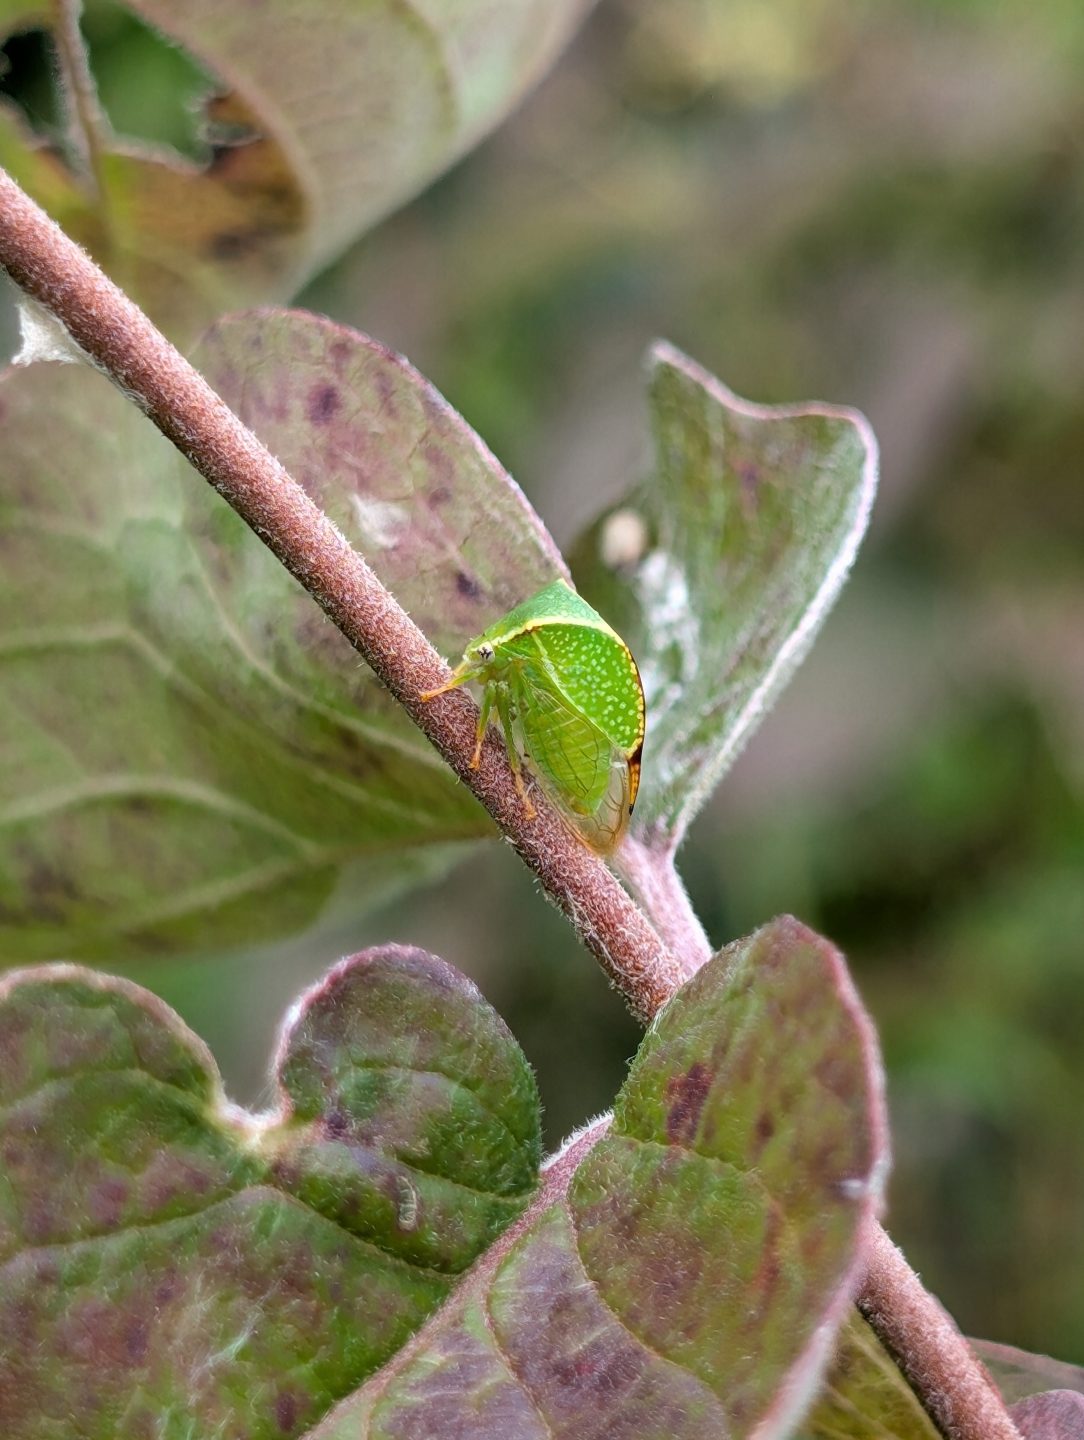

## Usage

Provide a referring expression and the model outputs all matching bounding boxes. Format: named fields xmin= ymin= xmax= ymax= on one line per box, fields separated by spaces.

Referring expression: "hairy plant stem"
xmin=0 ymin=166 xmax=1022 ymax=1440
xmin=859 ymin=1227 xmax=1025 ymax=1440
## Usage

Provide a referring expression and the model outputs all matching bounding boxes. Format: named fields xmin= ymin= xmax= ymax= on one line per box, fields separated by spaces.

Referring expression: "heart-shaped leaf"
xmin=0 ymin=0 xmax=592 ymax=339
xmin=571 ymin=341 xmax=879 ymax=848
xmin=0 ymin=946 xmax=540 ymax=1438
xmin=0 ymin=310 xmax=564 ymax=961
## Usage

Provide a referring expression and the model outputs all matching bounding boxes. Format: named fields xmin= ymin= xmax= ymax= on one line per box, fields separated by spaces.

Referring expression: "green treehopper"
xmin=422 ymin=579 xmax=645 ymax=853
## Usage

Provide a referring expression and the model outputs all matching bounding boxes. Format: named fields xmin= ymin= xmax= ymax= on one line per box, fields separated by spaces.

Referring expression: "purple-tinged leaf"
xmin=188 ymin=310 xmax=567 ymax=662
xmin=572 ymin=342 xmax=878 ymax=848
xmin=0 ymin=310 xmax=563 ymax=959
xmin=0 ymin=946 xmax=540 ymax=1439
xmin=310 ymin=914 xmax=888 ymax=1439
xmin=1011 ymin=1392 xmax=1084 ymax=1440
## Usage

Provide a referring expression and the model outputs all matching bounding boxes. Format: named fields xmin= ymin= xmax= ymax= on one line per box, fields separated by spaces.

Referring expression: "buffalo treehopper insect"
xmin=421 ymin=578 xmax=645 ymax=853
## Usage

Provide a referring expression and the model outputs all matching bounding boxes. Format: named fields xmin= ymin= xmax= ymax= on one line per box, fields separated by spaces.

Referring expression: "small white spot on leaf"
xmin=349 ymin=495 xmax=409 ymax=548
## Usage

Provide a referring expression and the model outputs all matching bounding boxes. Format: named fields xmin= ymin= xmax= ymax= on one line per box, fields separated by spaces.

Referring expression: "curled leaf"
xmin=572 ymin=342 xmax=879 ymax=847
xmin=0 ymin=0 xmax=593 ymax=338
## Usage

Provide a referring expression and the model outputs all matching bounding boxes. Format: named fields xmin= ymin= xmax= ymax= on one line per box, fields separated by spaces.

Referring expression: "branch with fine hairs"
xmin=858 ymin=1227 xmax=1024 ymax=1440
xmin=0 ymin=166 xmax=1021 ymax=1440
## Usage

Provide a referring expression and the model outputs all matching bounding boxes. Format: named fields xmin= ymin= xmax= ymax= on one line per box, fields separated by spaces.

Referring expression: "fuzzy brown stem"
xmin=0 ymin=166 xmax=1022 ymax=1440
xmin=858 ymin=1227 xmax=1024 ymax=1440
xmin=0 ymin=163 xmax=682 ymax=1024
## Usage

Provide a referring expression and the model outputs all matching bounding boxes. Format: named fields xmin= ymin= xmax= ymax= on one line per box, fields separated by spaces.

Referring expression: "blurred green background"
xmin=2 ymin=0 xmax=1082 ymax=1363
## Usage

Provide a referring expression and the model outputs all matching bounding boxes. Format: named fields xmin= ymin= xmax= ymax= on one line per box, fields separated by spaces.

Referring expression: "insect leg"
xmin=494 ymin=682 xmax=536 ymax=820
xmin=471 ymin=683 xmax=495 ymax=769
xmin=419 ymin=662 xmax=472 ymax=702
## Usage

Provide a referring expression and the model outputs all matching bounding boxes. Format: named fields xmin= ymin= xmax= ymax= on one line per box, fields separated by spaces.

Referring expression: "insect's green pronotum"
xmin=421 ymin=578 xmax=645 ymax=853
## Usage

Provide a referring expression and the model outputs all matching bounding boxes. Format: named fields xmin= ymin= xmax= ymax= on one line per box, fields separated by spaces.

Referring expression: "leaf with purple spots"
xmin=0 ymin=310 xmax=565 ymax=961
xmin=0 ymin=945 xmax=540 ymax=1439
xmin=309 ymin=915 xmax=889 ymax=1439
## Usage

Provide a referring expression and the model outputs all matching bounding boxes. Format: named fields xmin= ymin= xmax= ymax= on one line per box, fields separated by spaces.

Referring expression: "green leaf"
xmin=188 ymin=311 xmax=567 ymax=663
xmin=0 ymin=0 xmax=592 ymax=340
xmin=310 ymin=915 xmax=889 ymax=1439
xmin=0 ymin=945 xmax=540 ymax=1439
xmin=797 ymin=1314 xmax=940 ymax=1439
xmin=0 ymin=311 xmax=563 ymax=960
xmin=572 ymin=341 xmax=878 ymax=846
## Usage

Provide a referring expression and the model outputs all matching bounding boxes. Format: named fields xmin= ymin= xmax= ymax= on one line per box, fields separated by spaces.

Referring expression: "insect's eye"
xmin=476 ymin=643 xmax=495 ymax=662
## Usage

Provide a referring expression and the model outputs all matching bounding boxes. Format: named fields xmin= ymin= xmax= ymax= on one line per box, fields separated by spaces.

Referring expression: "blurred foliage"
xmin=1 ymin=0 xmax=1081 ymax=1367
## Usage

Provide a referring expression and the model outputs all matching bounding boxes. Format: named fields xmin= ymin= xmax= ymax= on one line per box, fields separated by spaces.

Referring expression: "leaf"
xmin=0 ymin=86 xmax=307 ymax=346
xmin=799 ymin=1328 xmax=1084 ymax=1439
xmin=309 ymin=915 xmax=888 ymax=1439
xmin=571 ymin=341 xmax=879 ymax=847
xmin=187 ymin=311 xmax=567 ymax=660
xmin=0 ymin=311 xmax=564 ymax=961
xmin=0 ymin=0 xmax=592 ymax=340
xmin=975 ymin=1340 xmax=1084 ymax=1406
xmin=0 ymin=945 xmax=540 ymax=1439
xmin=797 ymin=1314 xmax=940 ymax=1439
xmin=1011 ymin=1392 xmax=1084 ymax=1440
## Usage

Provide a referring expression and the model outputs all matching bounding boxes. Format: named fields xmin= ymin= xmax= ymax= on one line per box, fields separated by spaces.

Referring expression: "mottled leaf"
xmin=0 ymin=311 xmax=564 ymax=960
xmin=188 ymin=311 xmax=567 ymax=661
xmin=572 ymin=341 xmax=878 ymax=846
xmin=0 ymin=0 xmax=592 ymax=339
xmin=0 ymin=945 xmax=540 ymax=1439
xmin=1011 ymin=1392 xmax=1084 ymax=1440
xmin=797 ymin=1314 xmax=939 ymax=1439
xmin=311 ymin=915 xmax=889 ymax=1439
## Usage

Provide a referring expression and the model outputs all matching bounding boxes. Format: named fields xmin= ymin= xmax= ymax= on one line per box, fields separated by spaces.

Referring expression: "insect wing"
xmin=572 ymin=751 xmax=633 ymax=854
xmin=514 ymin=668 xmax=614 ymax=818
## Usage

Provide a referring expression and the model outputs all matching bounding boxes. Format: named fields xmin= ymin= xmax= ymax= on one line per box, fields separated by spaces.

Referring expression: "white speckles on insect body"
xmin=420 ymin=578 xmax=645 ymax=853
